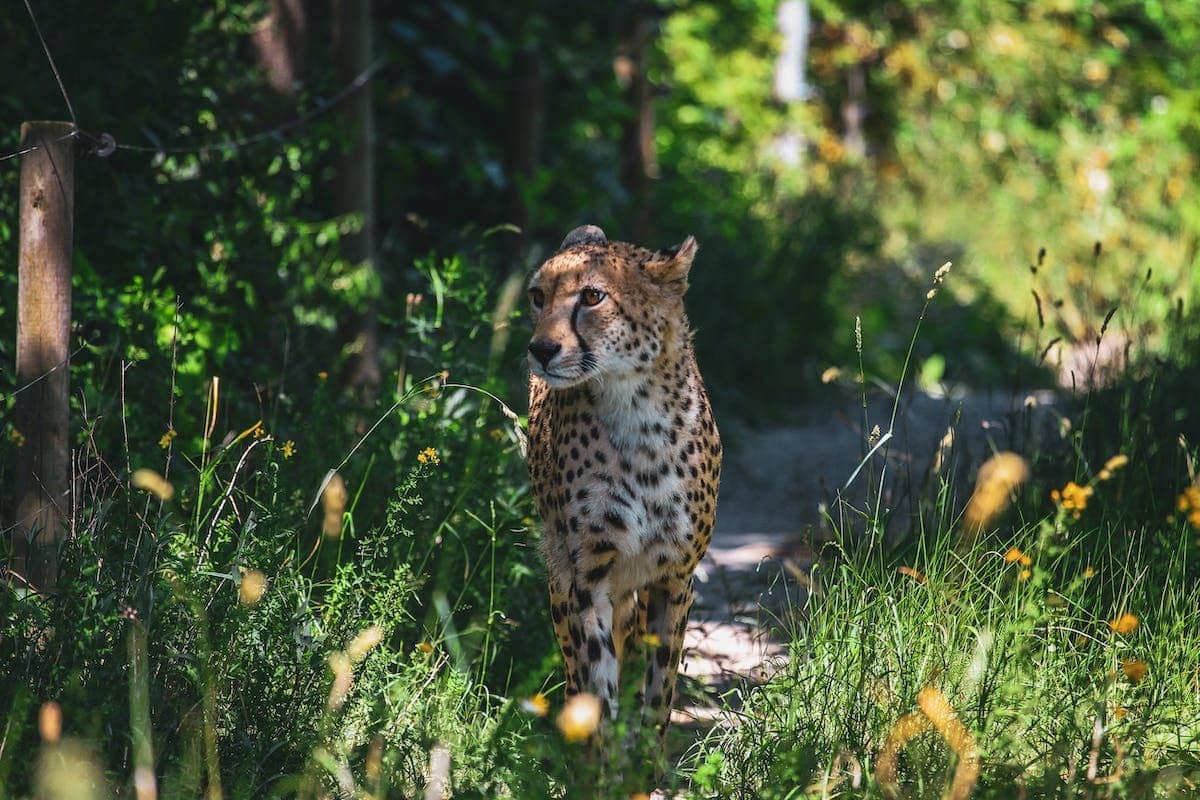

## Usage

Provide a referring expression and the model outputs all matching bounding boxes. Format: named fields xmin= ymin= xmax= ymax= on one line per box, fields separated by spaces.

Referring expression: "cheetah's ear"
xmin=644 ymin=235 xmax=698 ymax=287
xmin=559 ymin=224 xmax=607 ymax=250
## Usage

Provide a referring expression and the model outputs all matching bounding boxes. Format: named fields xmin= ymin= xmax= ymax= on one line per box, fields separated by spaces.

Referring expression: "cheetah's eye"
xmin=581 ymin=288 xmax=607 ymax=307
xmin=529 ymin=288 xmax=545 ymax=309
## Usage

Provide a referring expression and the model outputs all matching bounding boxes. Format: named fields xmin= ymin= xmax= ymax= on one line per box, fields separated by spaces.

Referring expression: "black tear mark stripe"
xmin=570 ymin=295 xmax=591 ymax=355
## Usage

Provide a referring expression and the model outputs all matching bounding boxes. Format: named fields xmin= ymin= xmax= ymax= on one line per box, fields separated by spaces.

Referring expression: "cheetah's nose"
xmin=528 ymin=339 xmax=562 ymax=369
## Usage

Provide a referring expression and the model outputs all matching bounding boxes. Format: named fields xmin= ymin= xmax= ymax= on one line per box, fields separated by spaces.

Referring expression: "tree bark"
xmin=251 ymin=0 xmax=309 ymax=96
xmin=618 ymin=2 xmax=658 ymax=242
xmin=502 ymin=47 xmax=542 ymax=271
xmin=13 ymin=121 xmax=74 ymax=594
xmin=331 ymin=0 xmax=379 ymax=400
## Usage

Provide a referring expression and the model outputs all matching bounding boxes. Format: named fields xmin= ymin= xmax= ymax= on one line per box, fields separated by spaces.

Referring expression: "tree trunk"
xmin=502 ymin=47 xmax=542 ymax=271
xmin=251 ymin=0 xmax=308 ymax=97
xmin=618 ymin=2 xmax=658 ymax=242
xmin=13 ymin=121 xmax=74 ymax=594
xmin=331 ymin=0 xmax=379 ymax=400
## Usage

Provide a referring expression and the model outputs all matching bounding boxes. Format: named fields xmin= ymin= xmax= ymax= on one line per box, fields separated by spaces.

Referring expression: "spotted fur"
xmin=526 ymin=225 xmax=721 ymax=740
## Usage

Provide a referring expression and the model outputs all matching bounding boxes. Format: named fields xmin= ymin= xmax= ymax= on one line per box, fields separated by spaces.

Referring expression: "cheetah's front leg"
xmin=570 ymin=579 xmax=620 ymax=720
xmin=549 ymin=577 xmax=578 ymax=696
xmin=642 ymin=576 xmax=694 ymax=737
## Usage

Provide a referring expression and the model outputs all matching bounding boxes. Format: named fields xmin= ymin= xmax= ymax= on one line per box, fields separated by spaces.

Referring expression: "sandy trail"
xmin=673 ymin=385 xmax=1057 ymax=724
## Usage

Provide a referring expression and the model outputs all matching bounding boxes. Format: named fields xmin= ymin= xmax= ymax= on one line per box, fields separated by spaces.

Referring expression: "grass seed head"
xmin=962 ymin=452 xmax=1030 ymax=536
xmin=322 ymin=473 xmax=348 ymax=538
xmin=131 ymin=469 xmax=175 ymax=501
xmin=39 ymin=702 xmax=62 ymax=744
xmin=327 ymin=652 xmax=353 ymax=709
xmin=239 ymin=569 xmax=268 ymax=605
xmin=347 ymin=625 xmax=384 ymax=663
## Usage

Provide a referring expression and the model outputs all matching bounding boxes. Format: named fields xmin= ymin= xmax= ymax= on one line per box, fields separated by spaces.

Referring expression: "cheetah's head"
xmin=526 ymin=225 xmax=697 ymax=389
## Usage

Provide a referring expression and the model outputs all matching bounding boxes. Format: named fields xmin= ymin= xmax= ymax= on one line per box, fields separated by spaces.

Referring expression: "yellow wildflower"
xmin=557 ymin=693 xmax=602 ymax=743
xmin=317 ymin=371 xmax=328 ymax=381
xmin=1018 ymin=568 xmax=1032 ymax=582
xmin=158 ymin=428 xmax=177 ymax=449
xmin=520 ymin=693 xmax=550 ymax=717
xmin=1083 ymin=566 xmax=1096 ymax=579
xmin=642 ymin=633 xmax=662 ymax=648
xmin=1108 ymin=613 xmax=1139 ymax=635
xmin=8 ymin=429 xmax=25 ymax=448
xmin=1051 ymin=481 xmax=1093 ymax=518
xmin=1112 ymin=704 xmax=1127 ymax=720
xmin=1176 ymin=486 xmax=1200 ymax=530
xmin=1003 ymin=547 xmax=1032 ymax=566
xmin=280 ymin=440 xmax=296 ymax=459
xmin=1121 ymin=660 xmax=1148 ymax=684
xmin=417 ymin=447 xmax=440 ymax=465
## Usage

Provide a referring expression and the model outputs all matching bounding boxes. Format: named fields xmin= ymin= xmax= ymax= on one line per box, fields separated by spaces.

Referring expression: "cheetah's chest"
xmin=552 ymin=378 xmax=712 ymax=593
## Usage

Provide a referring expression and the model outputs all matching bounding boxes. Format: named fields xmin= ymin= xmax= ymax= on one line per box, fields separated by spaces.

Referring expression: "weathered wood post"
xmin=13 ymin=121 xmax=74 ymax=593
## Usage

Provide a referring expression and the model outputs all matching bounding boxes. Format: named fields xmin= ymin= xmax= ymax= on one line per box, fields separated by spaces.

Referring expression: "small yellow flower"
xmin=1018 ymin=568 xmax=1032 ymax=582
xmin=1083 ymin=566 xmax=1096 ymax=579
xmin=158 ymin=428 xmax=177 ymax=449
xmin=1108 ymin=613 xmax=1139 ymax=635
xmin=557 ymin=693 xmax=602 ymax=742
xmin=1176 ymin=486 xmax=1200 ymax=530
xmin=8 ymin=429 xmax=25 ymax=448
xmin=642 ymin=633 xmax=662 ymax=648
xmin=280 ymin=440 xmax=296 ymax=459
xmin=1121 ymin=660 xmax=1148 ymax=684
xmin=520 ymin=693 xmax=550 ymax=717
xmin=1052 ymin=481 xmax=1094 ymax=518
xmin=1003 ymin=547 xmax=1032 ymax=566
xmin=417 ymin=641 xmax=434 ymax=654
xmin=417 ymin=447 xmax=440 ymax=465
xmin=1112 ymin=704 xmax=1128 ymax=720
xmin=317 ymin=371 xmax=329 ymax=381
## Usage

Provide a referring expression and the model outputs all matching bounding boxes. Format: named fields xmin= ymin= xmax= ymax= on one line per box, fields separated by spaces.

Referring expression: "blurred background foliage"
xmin=2 ymin=0 xmax=1200 ymax=795
xmin=3 ymin=0 xmax=1198 ymax=417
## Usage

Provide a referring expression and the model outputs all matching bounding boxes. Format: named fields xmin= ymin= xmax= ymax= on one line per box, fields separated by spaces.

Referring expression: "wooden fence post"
xmin=13 ymin=121 xmax=74 ymax=594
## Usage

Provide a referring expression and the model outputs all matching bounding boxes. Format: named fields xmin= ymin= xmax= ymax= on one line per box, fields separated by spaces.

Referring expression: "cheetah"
xmin=526 ymin=224 xmax=721 ymax=741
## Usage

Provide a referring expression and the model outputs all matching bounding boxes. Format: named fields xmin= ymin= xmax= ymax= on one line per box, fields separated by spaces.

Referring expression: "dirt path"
xmin=673 ymin=385 xmax=1058 ymax=725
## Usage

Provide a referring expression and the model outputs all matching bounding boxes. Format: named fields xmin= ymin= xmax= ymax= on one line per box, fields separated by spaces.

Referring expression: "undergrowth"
xmin=2 ymin=249 xmax=1199 ymax=799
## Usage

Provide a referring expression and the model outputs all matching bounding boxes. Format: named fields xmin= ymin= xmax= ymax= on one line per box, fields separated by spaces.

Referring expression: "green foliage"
xmin=2 ymin=0 xmax=1200 ymax=797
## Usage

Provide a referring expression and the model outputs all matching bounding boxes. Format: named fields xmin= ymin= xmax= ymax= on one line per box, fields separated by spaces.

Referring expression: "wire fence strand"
xmin=22 ymin=0 xmax=77 ymax=124
xmin=0 ymin=58 xmax=386 ymax=166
